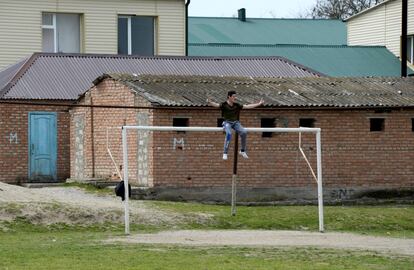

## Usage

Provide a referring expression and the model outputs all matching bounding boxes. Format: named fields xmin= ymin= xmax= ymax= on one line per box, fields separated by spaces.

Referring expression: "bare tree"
xmin=310 ymin=0 xmax=384 ymax=19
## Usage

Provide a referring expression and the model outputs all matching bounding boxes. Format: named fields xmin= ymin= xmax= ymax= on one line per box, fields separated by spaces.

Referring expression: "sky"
xmin=188 ymin=0 xmax=317 ymax=18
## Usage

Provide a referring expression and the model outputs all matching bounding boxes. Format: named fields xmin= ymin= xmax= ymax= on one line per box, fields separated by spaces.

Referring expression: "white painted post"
xmin=316 ymin=129 xmax=324 ymax=232
xmin=122 ymin=127 xmax=130 ymax=235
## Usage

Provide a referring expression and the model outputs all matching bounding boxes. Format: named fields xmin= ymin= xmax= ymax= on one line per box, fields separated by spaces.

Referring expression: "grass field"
xmin=1 ymin=226 xmax=414 ymax=270
xmin=1 ymin=223 xmax=414 ymax=270
xmin=1 ymin=183 xmax=414 ymax=269
xmin=150 ymin=201 xmax=414 ymax=238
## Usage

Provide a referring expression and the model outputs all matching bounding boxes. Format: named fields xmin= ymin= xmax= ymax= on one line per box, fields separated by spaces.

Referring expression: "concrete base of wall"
xmin=131 ymin=186 xmax=414 ymax=205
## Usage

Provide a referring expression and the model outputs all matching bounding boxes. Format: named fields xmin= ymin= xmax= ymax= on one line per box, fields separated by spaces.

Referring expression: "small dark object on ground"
xmin=115 ymin=181 xmax=131 ymax=201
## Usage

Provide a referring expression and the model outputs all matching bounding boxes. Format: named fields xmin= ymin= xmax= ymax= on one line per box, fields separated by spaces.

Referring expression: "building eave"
xmin=345 ymin=0 xmax=395 ymax=21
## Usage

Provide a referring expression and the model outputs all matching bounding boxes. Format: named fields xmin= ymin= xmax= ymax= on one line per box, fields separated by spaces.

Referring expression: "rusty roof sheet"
xmin=0 ymin=53 xmax=322 ymax=100
xmin=96 ymin=74 xmax=414 ymax=108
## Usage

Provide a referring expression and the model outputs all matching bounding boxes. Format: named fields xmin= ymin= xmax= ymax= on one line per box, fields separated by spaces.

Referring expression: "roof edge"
xmin=0 ymin=53 xmax=42 ymax=98
xmin=92 ymin=73 xmax=114 ymax=86
xmin=77 ymin=73 xmax=115 ymax=101
xmin=345 ymin=0 xmax=393 ymax=21
xmin=188 ymin=43 xmax=387 ymax=49
xmin=31 ymin=52 xmax=325 ymax=61
xmin=273 ymin=56 xmax=326 ymax=77
xmin=93 ymin=73 xmax=414 ymax=86
xmin=2 ymin=99 xmax=413 ymax=110
xmin=189 ymin=16 xmax=344 ymax=21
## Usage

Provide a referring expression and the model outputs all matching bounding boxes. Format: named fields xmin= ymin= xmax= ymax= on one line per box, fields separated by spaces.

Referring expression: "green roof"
xmin=188 ymin=44 xmax=414 ymax=77
xmin=189 ymin=17 xmax=347 ymax=45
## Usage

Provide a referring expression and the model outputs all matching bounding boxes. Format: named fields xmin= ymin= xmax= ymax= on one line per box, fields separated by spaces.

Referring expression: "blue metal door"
xmin=29 ymin=112 xmax=57 ymax=182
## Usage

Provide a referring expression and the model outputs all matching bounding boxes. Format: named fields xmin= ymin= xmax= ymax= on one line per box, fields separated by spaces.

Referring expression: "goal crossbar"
xmin=121 ymin=126 xmax=324 ymax=234
xmin=123 ymin=126 xmax=319 ymax=133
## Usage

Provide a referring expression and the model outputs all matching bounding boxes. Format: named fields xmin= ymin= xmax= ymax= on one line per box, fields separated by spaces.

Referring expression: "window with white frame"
xmin=42 ymin=13 xmax=81 ymax=53
xmin=118 ymin=15 xmax=155 ymax=56
xmin=408 ymin=35 xmax=414 ymax=64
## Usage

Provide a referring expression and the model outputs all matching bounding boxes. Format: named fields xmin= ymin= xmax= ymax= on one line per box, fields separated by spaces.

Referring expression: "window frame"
xmin=411 ymin=118 xmax=414 ymax=132
xmin=217 ymin=118 xmax=224 ymax=128
xmin=172 ymin=117 xmax=190 ymax=134
xmin=299 ymin=118 xmax=316 ymax=128
xmin=370 ymin=118 xmax=385 ymax=132
xmin=118 ymin=15 xmax=133 ymax=55
xmin=42 ymin=12 xmax=81 ymax=53
xmin=261 ymin=118 xmax=276 ymax=138
xmin=118 ymin=15 xmax=156 ymax=56
xmin=42 ymin=13 xmax=57 ymax=53
xmin=409 ymin=35 xmax=414 ymax=64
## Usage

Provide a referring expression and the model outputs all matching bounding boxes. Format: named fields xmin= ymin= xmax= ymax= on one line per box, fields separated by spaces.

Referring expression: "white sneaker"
xmin=239 ymin=151 xmax=249 ymax=159
xmin=222 ymin=154 xmax=228 ymax=160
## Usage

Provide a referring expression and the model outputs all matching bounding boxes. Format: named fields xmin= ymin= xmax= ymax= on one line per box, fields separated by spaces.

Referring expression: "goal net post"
xmin=121 ymin=126 xmax=324 ymax=235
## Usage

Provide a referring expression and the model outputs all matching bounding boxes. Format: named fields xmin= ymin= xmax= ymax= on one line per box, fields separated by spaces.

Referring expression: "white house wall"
xmin=0 ymin=0 xmax=185 ymax=69
xmin=385 ymin=0 xmax=403 ymax=56
xmin=347 ymin=0 xmax=414 ymax=58
xmin=347 ymin=4 xmax=387 ymax=46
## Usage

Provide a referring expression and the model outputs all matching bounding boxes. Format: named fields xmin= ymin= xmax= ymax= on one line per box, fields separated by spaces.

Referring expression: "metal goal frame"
xmin=121 ymin=126 xmax=324 ymax=235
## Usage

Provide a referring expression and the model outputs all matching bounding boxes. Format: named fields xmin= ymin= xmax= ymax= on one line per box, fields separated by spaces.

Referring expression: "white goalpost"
xmin=121 ymin=126 xmax=324 ymax=235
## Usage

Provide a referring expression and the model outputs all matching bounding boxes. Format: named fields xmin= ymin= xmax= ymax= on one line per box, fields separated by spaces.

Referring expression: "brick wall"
xmin=151 ymin=109 xmax=414 ymax=189
xmin=70 ymin=79 xmax=414 ymax=195
xmin=70 ymin=79 xmax=153 ymax=184
xmin=0 ymin=103 xmax=70 ymax=184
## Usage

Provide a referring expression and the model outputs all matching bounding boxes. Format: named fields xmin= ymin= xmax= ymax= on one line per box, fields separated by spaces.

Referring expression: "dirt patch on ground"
xmin=0 ymin=182 xmax=191 ymax=227
xmin=110 ymin=230 xmax=414 ymax=256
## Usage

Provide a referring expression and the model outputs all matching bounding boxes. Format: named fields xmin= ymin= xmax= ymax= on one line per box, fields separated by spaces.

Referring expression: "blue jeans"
xmin=222 ymin=121 xmax=247 ymax=154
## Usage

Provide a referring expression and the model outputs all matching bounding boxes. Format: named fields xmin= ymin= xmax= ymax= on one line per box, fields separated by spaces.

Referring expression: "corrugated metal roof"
xmin=0 ymin=57 xmax=29 ymax=94
xmin=188 ymin=44 xmax=414 ymax=77
xmin=189 ymin=17 xmax=347 ymax=45
xmin=0 ymin=53 xmax=321 ymax=100
xmin=97 ymin=73 xmax=414 ymax=108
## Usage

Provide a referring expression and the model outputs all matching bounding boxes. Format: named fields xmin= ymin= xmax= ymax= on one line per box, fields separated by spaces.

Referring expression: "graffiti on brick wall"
xmin=8 ymin=132 xmax=18 ymax=144
xmin=173 ymin=138 xmax=185 ymax=150
xmin=330 ymin=188 xmax=355 ymax=200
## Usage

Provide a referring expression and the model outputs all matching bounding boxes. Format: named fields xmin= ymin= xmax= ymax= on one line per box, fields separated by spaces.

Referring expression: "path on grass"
xmin=111 ymin=230 xmax=414 ymax=256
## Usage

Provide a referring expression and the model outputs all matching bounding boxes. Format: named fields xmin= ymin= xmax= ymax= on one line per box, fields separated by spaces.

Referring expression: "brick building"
xmin=0 ymin=53 xmax=319 ymax=185
xmin=71 ymin=74 xmax=414 ymax=202
xmin=0 ymin=103 xmax=70 ymax=184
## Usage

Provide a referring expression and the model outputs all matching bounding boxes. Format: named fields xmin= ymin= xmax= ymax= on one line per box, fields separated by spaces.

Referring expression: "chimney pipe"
xmin=401 ymin=0 xmax=408 ymax=77
xmin=238 ymin=8 xmax=246 ymax=21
